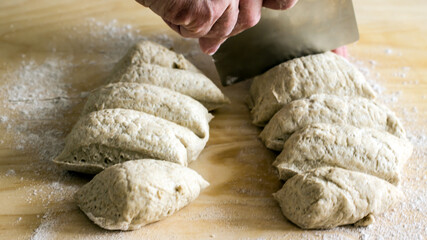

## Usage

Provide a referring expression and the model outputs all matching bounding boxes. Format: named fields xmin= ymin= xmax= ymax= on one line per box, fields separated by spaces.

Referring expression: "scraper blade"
xmin=213 ymin=0 xmax=359 ymax=86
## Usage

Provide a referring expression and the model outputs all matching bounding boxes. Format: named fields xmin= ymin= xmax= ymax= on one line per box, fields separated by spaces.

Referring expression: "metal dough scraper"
xmin=213 ymin=0 xmax=359 ymax=86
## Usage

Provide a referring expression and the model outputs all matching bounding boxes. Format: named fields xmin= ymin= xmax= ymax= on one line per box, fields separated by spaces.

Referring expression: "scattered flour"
xmin=347 ymin=54 xmax=427 ymax=240
xmin=0 ymin=18 xmax=202 ymax=240
xmin=1 ymin=19 xmax=425 ymax=240
xmin=5 ymin=169 xmax=16 ymax=176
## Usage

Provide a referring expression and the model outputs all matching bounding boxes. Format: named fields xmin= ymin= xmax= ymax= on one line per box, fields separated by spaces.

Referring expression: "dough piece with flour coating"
xmin=273 ymin=123 xmax=413 ymax=184
xmin=75 ymin=160 xmax=209 ymax=230
xmin=81 ymin=82 xmax=213 ymax=138
xmin=113 ymin=40 xmax=201 ymax=73
xmin=248 ymin=52 xmax=376 ymax=126
xmin=273 ymin=167 xmax=404 ymax=229
xmin=53 ymin=109 xmax=207 ymax=174
xmin=109 ymin=63 xmax=230 ymax=111
xmin=260 ymin=94 xmax=406 ymax=151
xmin=109 ymin=41 xmax=230 ymax=110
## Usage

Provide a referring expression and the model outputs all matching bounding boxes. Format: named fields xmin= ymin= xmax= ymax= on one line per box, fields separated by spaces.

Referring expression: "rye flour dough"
xmin=273 ymin=123 xmax=413 ymax=185
xmin=53 ymin=109 xmax=207 ymax=174
xmin=248 ymin=52 xmax=376 ymax=126
xmin=81 ymin=82 xmax=213 ymax=138
xmin=273 ymin=167 xmax=403 ymax=229
xmin=109 ymin=41 xmax=230 ymax=110
xmin=260 ymin=94 xmax=406 ymax=151
xmin=75 ymin=160 xmax=209 ymax=230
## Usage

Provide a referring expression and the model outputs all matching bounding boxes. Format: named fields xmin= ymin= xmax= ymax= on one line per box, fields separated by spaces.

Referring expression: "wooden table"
xmin=0 ymin=0 xmax=426 ymax=239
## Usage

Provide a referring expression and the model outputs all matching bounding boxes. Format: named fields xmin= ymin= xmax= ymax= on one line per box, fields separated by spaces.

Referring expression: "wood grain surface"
xmin=0 ymin=0 xmax=426 ymax=239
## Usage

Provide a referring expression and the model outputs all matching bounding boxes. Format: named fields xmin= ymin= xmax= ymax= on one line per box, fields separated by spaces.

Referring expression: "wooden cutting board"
xmin=0 ymin=0 xmax=426 ymax=239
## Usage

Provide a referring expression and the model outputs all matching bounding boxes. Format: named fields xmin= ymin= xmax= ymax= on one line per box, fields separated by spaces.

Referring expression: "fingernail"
xmin=205 ymin=44 xmax=220 ymax=55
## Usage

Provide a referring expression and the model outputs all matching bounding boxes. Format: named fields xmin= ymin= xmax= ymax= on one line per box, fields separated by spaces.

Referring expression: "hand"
xmin=136 ymin=0 xmax=298 ymax=55
xmin=332 ymin=46 xmax=348 ymax=58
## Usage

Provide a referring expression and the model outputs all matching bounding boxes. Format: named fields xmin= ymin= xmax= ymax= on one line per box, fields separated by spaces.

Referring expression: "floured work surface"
xmin=0 ymin=0 xmax=426 ymax=239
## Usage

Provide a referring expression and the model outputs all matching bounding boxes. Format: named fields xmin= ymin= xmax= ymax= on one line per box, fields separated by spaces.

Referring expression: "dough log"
xmin=75 ymin=160 xmax=209 ymax=230
xmin=248 ymin=52 xmax=376 ymax=126
xmin=53 ymin=109 xmax=207 ymax=174
xmin=109 ymin=41 xmax=230 ymax=111
xmin=260 ymin=94 xmax=406 ymax=151
xmin=81 ymin=82 xmax=213 ymax=138
xmin=112 ymin=40 xmax=201 ymax=74
xmin=273 ymin=123 xmax=412 ymax=184
xmin=273 ymin=167 xmax=404 ymax=229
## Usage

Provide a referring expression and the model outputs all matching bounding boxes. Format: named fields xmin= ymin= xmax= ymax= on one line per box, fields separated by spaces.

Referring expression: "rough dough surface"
xmin=81 ymin=82 xmax=213 ymax=138
xmin=248 ymin=52 xmax=376 ymax=126
xmin=110 ymin=61 xmax=229 ymax=111
xmin=75 ymin=159 xmax=209 ymax=230
xmin=273 ymin=123 xmax=413 ymax=184
xmin=53 ymin=109 xmax=207 ymax=174
xmin=260 ymin=94 xmax=406 ymax=151
xmin=112 ymin=40 xmax=201 ymax=73
xmin=273 ymin=167 xmax=403 ymax=229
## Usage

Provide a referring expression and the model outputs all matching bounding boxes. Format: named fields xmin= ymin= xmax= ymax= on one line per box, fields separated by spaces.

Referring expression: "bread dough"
xmin=112 ymin=40 xmax=201 ymax=73
xmin=75 ymin=159 xmax=209 ymax=230
xmin=273 ymin=123 xmax=413 ymax=184
xmin=273 ymin=167 xmax=403 ymax=229
xmin=53 ymin=109 xmax=207 ymax=174
xmin=260 ymin=94 xmax=406 ymax=151
xmin=248 ymin=52 xmax=376 ymax=126
xmin=109 ymin=43 xmax=230 ymax=110
xmin=81 ymin=82 xmax=213 ymax=138
xmin=109 ymin=63 xmax=230 ymax=111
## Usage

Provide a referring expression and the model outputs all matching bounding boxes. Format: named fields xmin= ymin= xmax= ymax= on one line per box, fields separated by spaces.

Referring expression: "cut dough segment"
xmin=53 ymin=109 xmax=207 ymax=174
xmin=260 ymin=94 xmax=406 ymax=151
xmin=81 ymin=82 xmax=213 ymax=138
xmin=113 ymin=40 xmax=201 ymax=73
xmin=273 ymin=167 xmax=403 ymax=229
xmin=248 ymin=52 xmax=376 ymax=126
xmin=110 ymin=63 xmax=230 ymax=111
xmin=273 ymin=123 xmax=412 ymax=184
xmin=75 ymin=160 xmax=209 ymax=230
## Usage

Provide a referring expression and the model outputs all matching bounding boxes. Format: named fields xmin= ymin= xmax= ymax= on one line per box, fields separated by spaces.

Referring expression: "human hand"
xmin=136 ymin=0 xmax=298 ymax=55
xmin=332 ymin=46 xmax=348 ymax=58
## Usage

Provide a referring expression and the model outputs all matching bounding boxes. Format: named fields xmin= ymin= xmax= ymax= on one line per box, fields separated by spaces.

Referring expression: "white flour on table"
xmin=1 ymin=19 xmax=425 ymax=240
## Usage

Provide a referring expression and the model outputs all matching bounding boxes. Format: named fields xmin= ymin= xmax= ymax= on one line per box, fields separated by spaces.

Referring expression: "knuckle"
xmin=279 ymin=0 xmax=298 ymax=9
xmin=170 ymin=10 xmax=192 ymax=25
xmin=192 ymin=22 xmax=211 ymax=35
xmin=243 ymin=14 xmax=260 ymax=29
xmin=182 ymin=24 xmax=209 ymax=38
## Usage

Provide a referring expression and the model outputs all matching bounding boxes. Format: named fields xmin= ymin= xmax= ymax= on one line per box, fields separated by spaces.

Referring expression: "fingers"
xmin=176 ymin=1 xmax=218 ymax=38
xmin=198 ymin=1 xmax=240 ymax=55
xmin=139 ymin=0 xmax=299 ymax=55
xmin=199 ymin=38 xmax=227 ymax=55
xmin=163 ymin=19 xmax=180 ymax=34
xmin=138 ymin=0 xmax=217 ymax=38
xmin=263 ymin=0 xmax=299 ymax=10
xmin=230 ymin=0 xmax=262 ymax=36
xmin=332 ymin=46 xmax=348 ymax=58
xmin=199 ymin=0 xmax=263 ymax=55
xmin=135 ymin=0 xmax=150 ymax=7
xmin=204 ymin=3 xmax=239 ymax=39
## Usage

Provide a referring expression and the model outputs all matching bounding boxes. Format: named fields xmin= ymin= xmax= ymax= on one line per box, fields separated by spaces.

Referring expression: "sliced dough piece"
xmin=248 ymin=52 xmax=376 ymax=126
xmin=75 ymin=159 xmax=209 ymax=230
xmin=81 ymin=82 xmax=213 ymax=138
xmin=260 ymin=94 xmax=406 ymax=151
xmin=113 ymin=40 xmax=200 ymax=73
xmin=109 ymin=63 xmax=230 ymax=111
xmin=53 ymin=109 xmax=207 ymax=174
xmin=273 ymin=167 xmax=404 ymax=229
xmin=273 ymin=123 xmax=412 ymax=184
